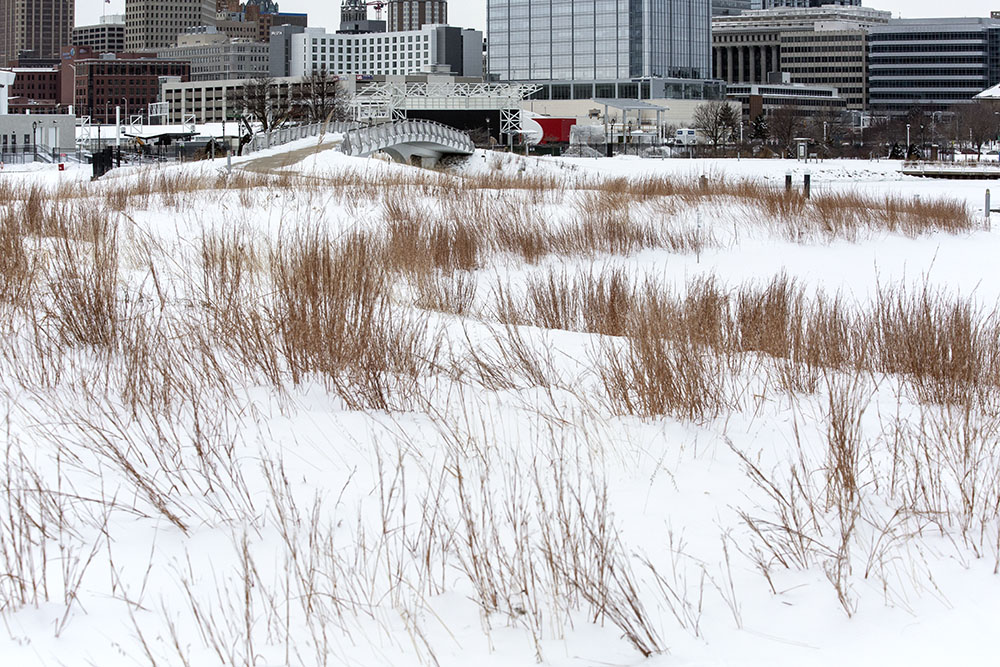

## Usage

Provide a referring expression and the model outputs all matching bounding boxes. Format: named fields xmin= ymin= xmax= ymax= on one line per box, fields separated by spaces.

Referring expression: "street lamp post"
xmin=906 ymin=123 xmax=911 ymax=159
xmin=31 ymin=121 xmax=37 ymax=161
xmin=122 ymin=97 xmax=129 ymax=125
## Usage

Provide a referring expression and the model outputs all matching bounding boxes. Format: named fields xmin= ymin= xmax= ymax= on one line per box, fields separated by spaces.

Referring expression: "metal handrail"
xmin=246 ymin=120 xmax=358 ymax=155
xmin=341 ymin=119 xmax=474 ymax=158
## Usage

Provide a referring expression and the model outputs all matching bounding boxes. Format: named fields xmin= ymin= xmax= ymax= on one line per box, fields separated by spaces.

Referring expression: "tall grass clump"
xmin=0 ymin=211 xmax=32 ymax=309
xmin=869 ymin=286 xmax=997 ymax=405
xmin=384 ymin=197 xmax=482 ymax=276
xmin=47 ymin=212 xmax=120 ymax=349
xmin=270 ymin=227 xmax=438 ymax=410
xmin=600 ymin=286 xmax=733 ymax=421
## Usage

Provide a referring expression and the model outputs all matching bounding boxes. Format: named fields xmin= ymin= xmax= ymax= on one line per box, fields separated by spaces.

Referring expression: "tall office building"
xmin=290 ymin=24 xmax=482 ymax=78
xmin=0 ymin=0 xmax=73 ymax=63
xmin=73 ymin=15 xmax=127 ymax=54
xmin=488 ymin=0 xmax=713 ymax=100
xmin=713 ymin=5 xmax=888 ymax=110
xmin=868 ymin=17 xmax=1000 ymax=115
xmin=713 ymin=0 xmax=758 ymax=16
xmin=158 ymin=28 xmax=269 ymax=81
xmin=125 ymin=0 xmax=217 ymax=51
xmin=762 ymin=0 xmax=858 ymax=6
xmin=269 ymin=23 xmax=305 ymax=76
xmin=388 ymin=0 xmax=447 ymax=31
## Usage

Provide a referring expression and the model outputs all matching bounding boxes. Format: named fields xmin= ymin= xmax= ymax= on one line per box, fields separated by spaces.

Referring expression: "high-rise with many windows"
xmin=868 ymin=17 xmax=1000 ymax=115
xmin=762 ymin=0 xmax=858 ymax=7
xmin=289 ymin=24 xmax=482 ymax=79
xmin=0 ymin=0 xmax=73 ymax=63
xmin=712 ymin=5 xmax=889 ymax=111
xmin=72 ymin=15 xmax=126 ymax=54
xmin=487 ymin=0 xmax=714 ymax=100
xmin=388 ymin=0 xmax=447 ymax=31
xmin=125 ymin=0 xmax=217 ymax=51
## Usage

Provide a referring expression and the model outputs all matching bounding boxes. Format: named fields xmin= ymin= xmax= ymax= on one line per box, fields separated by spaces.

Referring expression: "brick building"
xmin=257 ymin=11 xmax=306 ymax=42
xmin=5 ymin=63 xmax=73 ymax=112
xmin=388 ymin=0 xmax=446 ymax=32
xmin=70 ymin=51 xmax=190 ymax=123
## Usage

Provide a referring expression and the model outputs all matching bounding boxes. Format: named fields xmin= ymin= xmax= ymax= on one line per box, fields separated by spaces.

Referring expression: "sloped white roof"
xmin=976 ymin=82 xmax=1000 ymax=99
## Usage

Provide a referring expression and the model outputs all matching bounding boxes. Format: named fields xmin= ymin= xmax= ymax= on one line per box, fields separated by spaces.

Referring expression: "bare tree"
xmin=296 ymin=69 xmax=352 ymax=124
xmin=228 ymin=76 xmax=294 ymax=134
xmin=865 ymin=115 xmax=893 ymax=155
xmin=768 ymin=106 xmax=801 ymax=156
xmin=692 ymin=101 xmax=739 ymax=153
xmin=954 ymin=101 xmax=1000 ymax=158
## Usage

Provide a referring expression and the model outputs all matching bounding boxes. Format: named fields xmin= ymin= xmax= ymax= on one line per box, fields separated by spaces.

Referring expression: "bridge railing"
xmin=342 ymin=119 xmax=475 ymax=158
xmin=245 ymin=120 xmax=358 ymax=155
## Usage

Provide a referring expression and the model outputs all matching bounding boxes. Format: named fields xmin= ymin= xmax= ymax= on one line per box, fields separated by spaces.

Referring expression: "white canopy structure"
xmin=975 ymin=82 xmax=1000 ymax=100
xmin=0 ymin=69 xmax=16 ymax=115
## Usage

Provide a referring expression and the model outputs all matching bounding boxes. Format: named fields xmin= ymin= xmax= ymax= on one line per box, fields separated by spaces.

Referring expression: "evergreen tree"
xmin=750 ymin=113 xmax=768 ymax=142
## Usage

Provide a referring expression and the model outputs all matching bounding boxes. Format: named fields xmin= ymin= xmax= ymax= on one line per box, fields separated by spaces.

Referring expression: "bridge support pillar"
xmin=384 ymin=145 xmax=442 ymax=168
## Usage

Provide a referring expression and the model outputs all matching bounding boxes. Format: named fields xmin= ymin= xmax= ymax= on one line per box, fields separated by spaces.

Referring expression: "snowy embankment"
xmin=0 ymin=148 xmax=998 ymax=666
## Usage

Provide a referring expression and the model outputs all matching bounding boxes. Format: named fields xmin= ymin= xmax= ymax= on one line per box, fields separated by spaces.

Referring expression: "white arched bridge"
xmin=341 ymin=119 xmax=475 ymax=167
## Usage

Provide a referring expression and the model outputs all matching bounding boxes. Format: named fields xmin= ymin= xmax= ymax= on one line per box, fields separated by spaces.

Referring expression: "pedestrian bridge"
xmin=341 ymin=120 xmax=475 ymax=167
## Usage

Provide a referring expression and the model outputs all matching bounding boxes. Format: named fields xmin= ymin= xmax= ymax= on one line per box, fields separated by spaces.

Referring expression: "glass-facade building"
xmin=487 ymin=0 xmax=714 ymax=98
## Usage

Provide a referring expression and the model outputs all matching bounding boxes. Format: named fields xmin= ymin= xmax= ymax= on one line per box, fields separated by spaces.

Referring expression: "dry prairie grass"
xmin=870 ymin=287 xmax=997 ymax=405
xmin=386 ymin=217 xmax=482 ymax=275
xmin=0 ymin=168 xmax=982 ymax=419
xmin=496 ymin=268 xmax=634 ymax=336
xmin=0 ymin=209 xmax=33 ymax=309
xmin=493 ymin=269 xmax=999 ymax=416
xmin=0 ymin=162 xmax=998 ymax=661
xmin=412 ymin=269 xmax=478 ymax=317
xmin=269 ymin=227 xmax=440 ymax=410
xmin=46 ymin=213 xmax=120 ymax=349
xmin=0 ymin=163 xmax=976 ymax=246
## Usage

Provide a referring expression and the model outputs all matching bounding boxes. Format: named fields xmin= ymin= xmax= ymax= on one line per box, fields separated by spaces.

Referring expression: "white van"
xmin=674 ymin=128 xmax=705 ymax=147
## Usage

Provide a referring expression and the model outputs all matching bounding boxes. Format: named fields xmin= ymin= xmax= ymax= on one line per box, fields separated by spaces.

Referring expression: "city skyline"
xmin=76 ymin=0 xmax=1000 ymax=31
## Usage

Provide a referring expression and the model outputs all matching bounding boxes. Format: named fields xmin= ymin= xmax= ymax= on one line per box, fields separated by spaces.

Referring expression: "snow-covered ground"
xmin=1 ymin=148 xmax=999 ymax=666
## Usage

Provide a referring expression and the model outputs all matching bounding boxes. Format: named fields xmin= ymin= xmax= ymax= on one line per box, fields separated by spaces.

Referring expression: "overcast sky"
xmin=79 ymin=0 xmax=997 ymax=34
